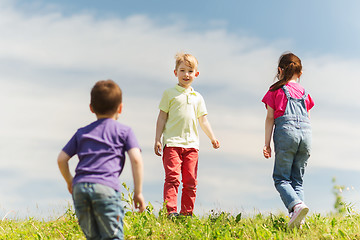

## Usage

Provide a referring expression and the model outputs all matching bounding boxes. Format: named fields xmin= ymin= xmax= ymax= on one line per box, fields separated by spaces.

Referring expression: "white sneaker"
xmin=289 ymin=211 xmax=305 ymax=228
xmin=288 ymin=203 xmax=309 ymax=229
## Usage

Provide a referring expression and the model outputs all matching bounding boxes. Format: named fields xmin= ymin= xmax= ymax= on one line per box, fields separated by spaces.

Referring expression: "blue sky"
xmin=1 ymin=0 xmax=360 ymax=219
xmin=14 ymin=0 xmax=360 ymax=58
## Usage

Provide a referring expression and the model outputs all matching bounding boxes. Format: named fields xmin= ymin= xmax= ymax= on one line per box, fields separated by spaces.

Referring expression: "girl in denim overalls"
xmin=262 ymin=52 xmax=314 ymax=229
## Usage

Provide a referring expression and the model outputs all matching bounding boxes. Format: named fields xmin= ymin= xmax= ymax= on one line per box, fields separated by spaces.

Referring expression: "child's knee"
xmin=165 ymin=176 xmax=180 ymax=185
xmin=182 ymin=178 xmax=197 ymax=189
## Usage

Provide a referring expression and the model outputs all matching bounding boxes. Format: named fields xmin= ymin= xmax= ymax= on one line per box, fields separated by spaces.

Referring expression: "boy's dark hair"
xmin=90 ymin=80 xmax=122 ymax=115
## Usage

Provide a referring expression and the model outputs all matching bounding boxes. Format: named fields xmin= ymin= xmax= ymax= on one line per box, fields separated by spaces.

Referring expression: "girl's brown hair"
xmin=270 ymin=52 xmax=302 ymax=91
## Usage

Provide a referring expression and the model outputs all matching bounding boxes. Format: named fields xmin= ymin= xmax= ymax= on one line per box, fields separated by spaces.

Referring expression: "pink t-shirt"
xmin=262 ymin=82 xmax=314 ymax=119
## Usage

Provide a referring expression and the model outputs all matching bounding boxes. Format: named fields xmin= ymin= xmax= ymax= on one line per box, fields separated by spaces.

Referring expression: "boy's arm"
xmin=57 ymin=151 xmax=73 ymax=194
xmin=154 ymin=110 xmax=168 ymax=156
xmin=263 ymin=105 xmax=275 ymax=159
xmin=128 ymin=147 xmax=146 ymax=212
xmin=198 ymin=115 xmax=220 ymax=149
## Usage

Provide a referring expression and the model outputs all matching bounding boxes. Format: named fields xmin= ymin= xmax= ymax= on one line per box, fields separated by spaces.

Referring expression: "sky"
xmin=0 ymin=0 xmax=360 ymax=219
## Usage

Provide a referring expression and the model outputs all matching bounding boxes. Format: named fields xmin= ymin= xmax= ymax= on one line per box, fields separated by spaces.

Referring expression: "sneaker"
xmin=288 ymin=203 xmax=309 ymax=229
xmin=289 ymin=211 xmax=305 ymax=227
xmin=167 ymin=212 xmax=179 ymax=219
xmin=179 ymin=213 xmax=193 ymax=218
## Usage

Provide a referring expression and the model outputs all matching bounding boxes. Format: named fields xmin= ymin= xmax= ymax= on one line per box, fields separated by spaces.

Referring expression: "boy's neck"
xmin=96 ymin=113 xmax=118 ymax=120
xmin=178 ymin=83 xmax=192 ymax=89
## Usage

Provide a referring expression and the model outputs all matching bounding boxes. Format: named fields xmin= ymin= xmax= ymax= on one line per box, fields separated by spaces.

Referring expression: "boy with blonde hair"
xmin=58 ymin=80 xmax=145 ymax=239
xmin=154 ymin=53 xmax=220 ymax=217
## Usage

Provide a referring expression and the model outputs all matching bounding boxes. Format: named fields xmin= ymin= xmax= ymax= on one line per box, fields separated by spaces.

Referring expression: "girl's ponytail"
xmin=270 ymin=53 xmax=302 ymax=91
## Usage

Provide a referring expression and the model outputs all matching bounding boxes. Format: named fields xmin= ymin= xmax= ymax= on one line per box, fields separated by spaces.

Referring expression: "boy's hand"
xmin=211 ymin=139 xmax=220 ymax=149
xmin=133 ymin=193 xmax=146 ymax=212
xmin=67 ymin=181 xmax=73 ymax=194
xmin=263 ymin=145 xmax=271 ymax=159
xmin=154 ymin=141 xmax=163 ymax=156
xmin=57 ymin=151 xmax=74 ymax=194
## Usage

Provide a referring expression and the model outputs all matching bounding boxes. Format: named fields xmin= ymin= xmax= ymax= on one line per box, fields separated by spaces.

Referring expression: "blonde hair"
xmin=174 ymin=52 xmax=198 ymax=71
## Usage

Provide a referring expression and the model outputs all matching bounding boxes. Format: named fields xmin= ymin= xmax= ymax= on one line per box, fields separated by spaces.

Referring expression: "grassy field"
xmin=0 ymin=180 xmax=355 ymax=239
xmin=125 ymin=208 xmax=360 ymax=239
xmin=1 ymin=205 xmax=360 ymax=239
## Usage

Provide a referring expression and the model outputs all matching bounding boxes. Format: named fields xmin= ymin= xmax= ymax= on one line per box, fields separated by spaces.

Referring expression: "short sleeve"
xmin=125 ymin=127 xmax=140 ymax=151
xmin=262 ymin=90 xmax=275 ymax=109
xmin=62 ymin=133 xmax=78 ymax=158
xmin=196 ymin=94 xmax=208 ymax=118
xmin=159 ymin=90 xmax=170 ymax=113
xmin=306 ymin=94 xmax=315 ymax=111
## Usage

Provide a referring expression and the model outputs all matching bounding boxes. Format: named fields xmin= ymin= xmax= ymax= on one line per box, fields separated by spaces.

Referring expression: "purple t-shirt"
xmin=62 ymin=118 xmax=140 ymax=192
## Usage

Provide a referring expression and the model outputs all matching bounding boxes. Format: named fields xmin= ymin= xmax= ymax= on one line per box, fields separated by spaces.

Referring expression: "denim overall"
xmin=273 ymin=85 xmax=312 ymax=212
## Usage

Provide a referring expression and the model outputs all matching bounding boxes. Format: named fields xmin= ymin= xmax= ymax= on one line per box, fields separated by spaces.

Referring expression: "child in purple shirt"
xmin=57 ymin=80 xmax=145 ymax=240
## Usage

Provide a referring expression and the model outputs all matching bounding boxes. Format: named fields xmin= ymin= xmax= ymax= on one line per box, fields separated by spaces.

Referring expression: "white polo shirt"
xmin=159 ymin=84 xmax=207 ymax=149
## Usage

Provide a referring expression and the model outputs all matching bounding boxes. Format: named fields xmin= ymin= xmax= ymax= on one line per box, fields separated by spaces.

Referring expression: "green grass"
xmin=0 ymin=208 xmax=84 ymax=240
xmin=123 ymin=205 xmax=360 ymax=239
xmin=0 ymin=180 xmax=354 ymax=239
xmin=1 ymin=206 xmax=360 ymax=239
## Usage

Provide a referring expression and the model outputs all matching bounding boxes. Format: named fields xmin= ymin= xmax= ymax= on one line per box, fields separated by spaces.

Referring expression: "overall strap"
xmin=281 ymin=85 xmax=292 ymax=99
xmin=301 ymin=90 xmax=308 ymax=100
xmin=281 ymin=85 xmax=307 ymax=100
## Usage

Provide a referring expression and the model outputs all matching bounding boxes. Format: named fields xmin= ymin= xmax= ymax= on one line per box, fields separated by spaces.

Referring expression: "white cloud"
xmin=304 ymin=55 xmax=360 ymax=108
xmin=0 ymin=3 xmax=280 ymax=89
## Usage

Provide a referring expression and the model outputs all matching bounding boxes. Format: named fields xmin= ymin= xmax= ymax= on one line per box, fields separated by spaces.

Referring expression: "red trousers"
xmin=162 ymin=146 xmax=198 ymax=215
